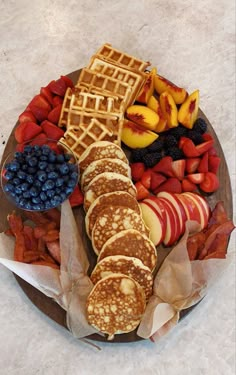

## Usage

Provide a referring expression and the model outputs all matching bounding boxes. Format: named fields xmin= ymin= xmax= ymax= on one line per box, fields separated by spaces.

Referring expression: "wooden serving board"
xmin=0 ymin=70 xmax=233 ymax=343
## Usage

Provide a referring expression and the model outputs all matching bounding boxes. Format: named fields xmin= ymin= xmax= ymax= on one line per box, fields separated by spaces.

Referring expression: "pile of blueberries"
xmin=3 ymin=145 xmax=78 ymax=211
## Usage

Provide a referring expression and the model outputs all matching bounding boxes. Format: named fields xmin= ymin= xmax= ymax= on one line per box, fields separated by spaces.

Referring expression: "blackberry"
xmin=193 ymin=118 xmax=207 ymax=134
xmin=146 ymin=138 xmax=164 ymax=152
xmin=130 ymin=148 xmax=148 ymax=162
xmin=164 ymin=135 xmax=178 ymax=148
xmin=143 ymin=152 xmax=162 ymax=168
xmin=166 ymin=147 xmax=184 ymax=160
xmin=168 ymin=125 xmax=187 ymax=140
xmin=186 ymin=130 xmax=203 ymax=145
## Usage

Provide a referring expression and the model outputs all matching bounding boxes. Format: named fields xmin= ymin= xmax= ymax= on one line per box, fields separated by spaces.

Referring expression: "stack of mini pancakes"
xmin=58 ymin=43 xmax=149 ymax=159
xmin=78 ymin=141 xmax=157 ymax=340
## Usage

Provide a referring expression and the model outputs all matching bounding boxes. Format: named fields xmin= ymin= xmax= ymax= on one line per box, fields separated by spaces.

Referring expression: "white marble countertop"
xmin=0 ymin=1 xmax=235 ymax=374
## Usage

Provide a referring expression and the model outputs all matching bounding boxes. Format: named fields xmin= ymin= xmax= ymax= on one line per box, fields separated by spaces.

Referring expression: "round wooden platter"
xmin=0 ymin=70 xmax=233 ymax=343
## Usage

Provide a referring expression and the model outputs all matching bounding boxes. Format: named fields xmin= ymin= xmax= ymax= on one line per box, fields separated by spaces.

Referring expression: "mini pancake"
xmin=98 ymin=229 xmax=157 ymax=271
xmin=90 ymin=255 xmax=153 ymax=300
xmin=91 ymin=206 xmax=149 ymax=255
xmin=85 ymin=191 xmax=141 ymax=238
xmin=86 ymin=273 xmax=146 ymax=340
xmin=79 ymin=141 xmax=128 ymax=173
xmin=81 ymin=158 xmax=131 ymax=192
xmin=83 ymin=172 xmax=137 ymax=211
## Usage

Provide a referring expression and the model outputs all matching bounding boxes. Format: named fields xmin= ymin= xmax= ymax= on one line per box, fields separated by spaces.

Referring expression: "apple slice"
xmin=143 ymin=196 xmax=168 ymax=227
xmin=184 ymin=192 xmax=210 ymax=228
xmin=157 ymin=192 xmax=187 ymax=235
xmin=157 ymin=197 xmax=178 ymax=246
xmin=175 ymin=194 xmax=201 ymax=227
xmin=139 ymin=202 xmax=164 ymax=246
xmin=158 ymin=197 xmax=182 ymax=244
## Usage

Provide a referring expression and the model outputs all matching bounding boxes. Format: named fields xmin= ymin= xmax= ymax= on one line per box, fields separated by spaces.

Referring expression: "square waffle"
xmin=88 ymin=57 xmax=146 ymax=106
xmin=94 ymin=43 xmax=150 ymax=73
xmin=59 ymin=118 xmax=121 ymax=159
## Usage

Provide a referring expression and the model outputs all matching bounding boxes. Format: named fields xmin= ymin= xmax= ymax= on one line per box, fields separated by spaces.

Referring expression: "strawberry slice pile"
xmin=15 ymin=76 xmax=74 ymax=151
xmin=131 ymin=139 xmax=220 ymax=200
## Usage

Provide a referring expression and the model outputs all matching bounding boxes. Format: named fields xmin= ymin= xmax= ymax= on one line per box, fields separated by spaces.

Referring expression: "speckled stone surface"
xmin=0 ymin=1 xmax=235 ymax=374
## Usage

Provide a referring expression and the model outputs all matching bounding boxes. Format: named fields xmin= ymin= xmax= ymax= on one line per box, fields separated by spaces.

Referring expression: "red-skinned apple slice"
xmin=159 ymin=197 xmax=182 ymax=244
xmin=182 ymin=192 xmax=208 ymax=230
xmin=157 ymin=197 xmax=178 ymax=246
xmin=175 ymin=194 xmax=201 ymax=227
xmin=139 ymin=202 xmax=164 ymax=246
xmin=184 ymin=192 xmax=210 ymax=228
xmin=157 ymin=192 xmax=187 ymax=235
xmin=143 ymin=196 xmax=168 ymax=226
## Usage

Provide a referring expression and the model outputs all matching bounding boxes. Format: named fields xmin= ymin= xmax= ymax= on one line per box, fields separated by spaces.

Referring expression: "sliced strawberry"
xmin=185 ymin=158 xmax=201 ymax=174
xmin=182 ymin=178 xmax=197 ymax=192
xmin=52 ymin=96 xmax=63 ymax=107
xmin=28 ymin=94 xmax=51 ymax=111
xmin=48 ymin=78 xmax=67 ymax=97
xmin=198 ymin=152 xmax=208 ymax=173
xmin=60 ymin=75 xmax=74 ymax=88
xmin=40 ymin=87 xmax=54 ymax=105
xmin=195 ymin=140 xmax=214 ymax=155
xmin=41 ymin=120 xmax=65 ymax=140
xmin=135 ymin=181 xmax=150 ymax=200
xmin=30 ymin=105 xmax=50 ymax=122
xmin=182 ymin=139 xmax=200 ymax=158
xmin=150 ymin=172 xmax=167 ymax=191
xmin=208 ymin=156 xmax=221 ymax=174
xmin=187 ymin=173 xmax=205 ymax=184
xmin=30 ymin=133 xmax=48 ymax=146
xmin=199 ymin=172 xmax=220 ymax=193
xmin=47 ymin=104 xmax=62 ymax=125
xmin=154 ymin=177 xmax=182 ymax=194
xmin=141 ymin=169 xmax=152 ymax=189
xmin=69 ymin=185 xmax=84 ymax=207
xmin=179 ymin=136 xmax=190 ymax=149
xmin=208 ymin=146 xmax=217 ymax=156
xmin=171 ymin=159 xmax=186 ymax=180
xmin=15 ymin=122 xmax=42 ymax=143
xmin=130 ymin=162 xmax=145 ymax=182
xmin=18 ymin=110 xmax=37 ymax=124
xmin=152 ymin=156 xmax=174 ymax=177
xmin=202 ymin=133 xmax=213 ymax=142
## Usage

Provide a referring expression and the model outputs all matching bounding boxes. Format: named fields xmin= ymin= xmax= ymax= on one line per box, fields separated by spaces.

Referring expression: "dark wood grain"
xmin=0 ymin=70 xmax=233 ymax=343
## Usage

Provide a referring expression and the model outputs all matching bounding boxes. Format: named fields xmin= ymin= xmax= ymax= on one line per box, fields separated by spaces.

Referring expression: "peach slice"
xmin=121 ymin=119 xmax=158 ymax=148
xmin=136 ymin=67 xmax=157 ymax=104
xmin=154 ymin=74 xmax=188 ymax=104
xmin=126 ymin=105 xmax=159 ymax=131
xmin=147 ymin=96 xmax=169 ymax=133
xmin=159 ymin=91 xmax=178 ymax=128
xmin=178 ymin=90 xmax=199 ymax=129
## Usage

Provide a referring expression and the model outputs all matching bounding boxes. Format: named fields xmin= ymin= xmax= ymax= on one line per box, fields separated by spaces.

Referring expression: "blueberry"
xmin=46 ymin=189 xmax=55 ymax=198
xmin=34 ymin=149 xmax=42 ymax=157
xmin=22 ymin=164 xmax=29 ymax=171
xmin=28 ymin=157 xmax=38 ymax=167
xmin=42 ymin=145 xmax=51 ymax=155
xmin=35 ymin=180 xmax=42 ymax=189
xmin=60 ymin=192 xmax=67 ymax=201
xmin=14 ymin=151 xmax=23 ymax=159
xmin=18 ymin=171 xmax=27 ymax=180
xmin=38 ymin=161 xmax=48 ymax=170
xmin=13 ymin=177 xmax=21 ymax=185
xmin=33 ymin=203 xmax=45 ymax=211
xmin=19 ymin=198 xmax=27 ymax=207
xmin=37 ymin=171 xmax=47 ymax=182
xmin=64 ymin=153 xmax=71 ymax=161
xmin=33 ymin=145 xmax=40 ymax=152
xmin=51 ymin=195 xmax=62 ymax=206
xmin=15 ymin=186 xmax=22 ymax=195
xmin=48 ymin=153 xmax=56 ymax=163
xmin=4 ymin=183 xmax=14 ymax=192
xmin=47 ymin=171 xmax=59 ymax=179
xmin=43 ymin=180 xmax=55 ymax=190
xmin=56 ymin=154 xmax=65 ymax=163
xmin=5 ymin=171 xmax=15 ymax=180
xmin=56 ymin=178 xmax=64 ymax=187
xmin=9 ymin=191 xmax=16 ymax=198
xmin=65 ymin=187 xmax=74 ymax=195
xmin=29 ymin=186 xmax=39 ymax=197
xmin=59 ymin=163 xmax=69 ymax=175
xmin=23 ymin=191 xmax=31 ymax=199
xmin=46 ymin=164 xmax=55 ymax=172
xmin=26 ymin=174 xmax=34 ymax=184
xmin=68 ymin=163 xmax=77 ymax=172
xmin=55 ymin=187 xmax=61 ymax=195
xmin=40 ymin=192 xmax=47 ymax=201
xmin=25 ymin=201 xmax=33 ymax=210
xmin=32 ymin=196 xmax=41 ymax=204
xmin=20 ymin=182 xmax=30 ymax=192
xmin=71 ymin=171 xmax=78 ymax=180
xmin=62 ymin=175 xmax=69 ymax=183
xmin=45 ymin=201 xmax=53 ymax=210
xmin=67 ymin=179 xmax=76 ymax=188
xmin=28 ymin=167 xmax=37 ymax=174
xmin=24 ymin=145 xmax=33 ymax=154
xmin=40 ymin=155 xmax=48 ymax=161
xmin=8 ymin=161 xmax=20 ymax=172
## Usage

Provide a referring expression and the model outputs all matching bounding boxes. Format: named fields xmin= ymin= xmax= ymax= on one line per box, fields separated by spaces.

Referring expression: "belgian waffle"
xmin=93 ymin=43 xmax=150 ymax=73
xmin=76 ymin=68 xmax=132 ymax=108
xmin=58 ymin=87 xmax=73 ymax=128
xmin=88 ymin=58 xmax=145 ymax=107
xmin=86 ymin=273 xmax=146 ymax=340
xmin=59 ymin=119 xmax=118 ymax=160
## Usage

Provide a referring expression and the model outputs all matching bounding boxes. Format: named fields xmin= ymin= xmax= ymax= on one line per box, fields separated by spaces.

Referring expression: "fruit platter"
xmin=0 ymin=44 xmax=235 ymax=343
